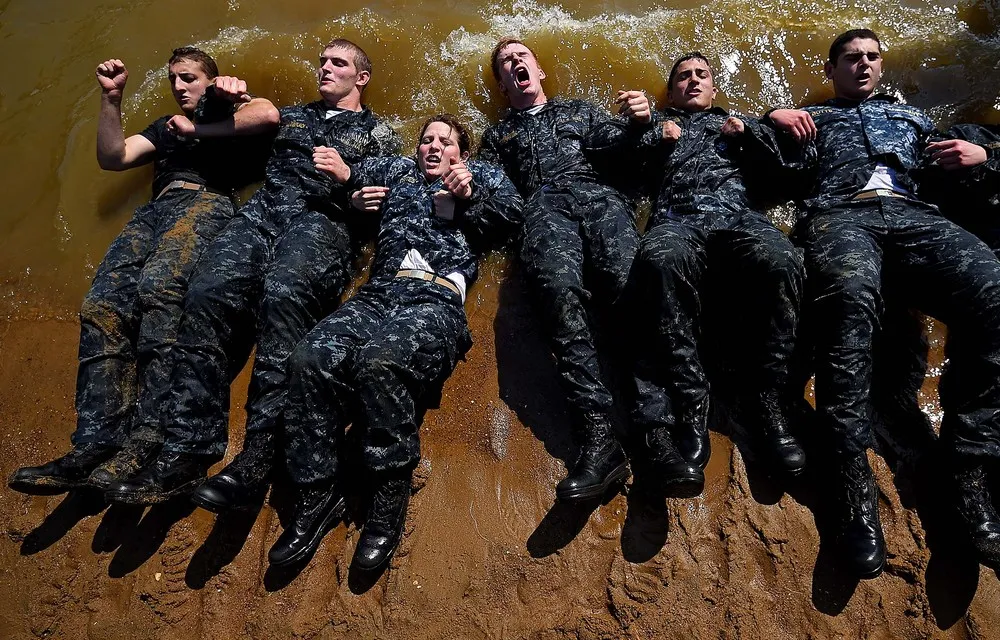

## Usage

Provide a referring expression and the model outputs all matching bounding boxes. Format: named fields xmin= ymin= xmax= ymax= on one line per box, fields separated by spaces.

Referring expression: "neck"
xmin=324 ymin=91 xmax=363 ymax=112
xmin=508 ymin=90 xmax=547 ymax=111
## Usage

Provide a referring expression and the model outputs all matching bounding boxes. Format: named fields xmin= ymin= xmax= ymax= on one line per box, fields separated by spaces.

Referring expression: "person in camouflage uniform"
xmin=102 ymin=38 xmax=401 ymax=506
xmin=765 ymin=29 xmax=1000 ymax=578
xmin=478 ymin=38 xmax=639 ymax=503
xmin=8 ymin=48 xmax=278 ymax=497
xmin=265 ymin=114 xmax=523 ymax=571
xmin=585 ymin=53 xmax=807 ymax=492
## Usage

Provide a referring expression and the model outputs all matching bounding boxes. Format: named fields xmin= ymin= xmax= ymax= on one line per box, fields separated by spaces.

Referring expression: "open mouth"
xmin=514 ymin=65 xmax=531 ymax=87
xmin=425 ymin=154 xmax=441 ymax=165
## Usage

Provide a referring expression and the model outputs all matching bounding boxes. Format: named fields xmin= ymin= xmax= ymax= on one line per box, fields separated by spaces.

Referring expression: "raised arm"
xmin=96 ymin=59 xmax=156 ymax=171
xmin=163 ymin=77 xmax=280 ymax=139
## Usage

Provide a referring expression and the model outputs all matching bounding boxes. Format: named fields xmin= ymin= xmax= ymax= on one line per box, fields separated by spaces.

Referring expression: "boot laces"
xmin=368 ymin=478 xmax=408 ymax=531
xmin=840 ymin=455 xmax=876 ymax=516
xmin=957 ymin=465 xmax=999 ymax=524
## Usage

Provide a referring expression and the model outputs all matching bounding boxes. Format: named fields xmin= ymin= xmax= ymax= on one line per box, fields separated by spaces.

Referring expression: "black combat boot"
xmin=834 ymin=452 xmax=885 ymax=578
xmin=8 ymin=442 xmax=116 ymax=495
xmin=192 ymin=432 xmax=275 ymax=513
xmin=675 ymin=397 xmax=711 ymax=470
xmin=268 ymin=482 xmax=347 ymax=567
xmin=353 ymin=471 xmax=412 ymax=572
xmin=104 ymin=450 xmax=215 ymax=505
xmin=741 ymin=390 xmax=807 ymax=476
xmin=87 ymin=438 xmax=160 ymax=491
xmin=645 ymin=425 xmax=704 ymax=497
xmin=555 ymin=412 xmax=629 ymax=502
xmin=954 ymin=459 xmax=1000 ymax=570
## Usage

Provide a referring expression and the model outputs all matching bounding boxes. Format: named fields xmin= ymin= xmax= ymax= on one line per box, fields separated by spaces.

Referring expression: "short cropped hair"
xmin=325 ymin=38 xmax=372 ymax=76
xmin=490 ymin=37 xmax=539 ymax=83
xmin=829 ymin=29 xmax=881 ymax=65
xmin=419 ymin=114 xmax=473 ymax=154
xmin=667 ymin=52 xmax=713 ymax=90
xmin=169 ymin=47 xmax=219 ymax=79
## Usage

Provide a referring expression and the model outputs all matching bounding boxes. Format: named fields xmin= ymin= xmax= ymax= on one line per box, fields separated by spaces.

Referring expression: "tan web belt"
xmin=395 ymin=269 xmax=461 ymax=297
xmin=852 ymin=189 xmax=908 ymax=201
xmin=156 ymin=180 xmax=227 ymax=200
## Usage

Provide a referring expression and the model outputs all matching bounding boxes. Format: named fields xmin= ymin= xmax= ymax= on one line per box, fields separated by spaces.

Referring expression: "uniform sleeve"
xmin=138 ymin=116 xmax=169 ymax=150
xmin=346 ymin=155 xmax=407 ymax=191
xmin=476 ymin=125 xmax=502 ymax=166
xmin=370 ymin=120 xmax=403 ymax=157
xmin=456 ymin=161 xmax=524 ymax=249
xmin=750 ymin=112 xmax=819 ymax=202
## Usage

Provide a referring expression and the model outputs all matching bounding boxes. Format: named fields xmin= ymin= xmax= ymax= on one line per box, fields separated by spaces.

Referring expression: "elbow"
xmin=97 ymin=154 xmax=126 ymax=171
xmin=262 ymin=103 xmax=280 ymax=128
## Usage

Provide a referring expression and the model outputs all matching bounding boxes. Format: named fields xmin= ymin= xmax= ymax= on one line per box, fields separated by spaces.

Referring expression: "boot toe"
xmin=773 ymin=437 xmax=807 ymax=476
xmin=87 ymin=467 xmax=118 ymax=491
xmin=191 ymin=475 xmax=240 ymax=513
xmin=678 ymin=435 xmax=711 ymax=470
xmin=8 ymin=466 xmax=69 ymax=495
xmin=353 ymin=534 xmax=395 ymax=571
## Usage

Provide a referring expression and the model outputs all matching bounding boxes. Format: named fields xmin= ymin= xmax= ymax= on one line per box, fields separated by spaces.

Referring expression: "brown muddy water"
xmin=1 ymin=1 xmax=999 ymax=639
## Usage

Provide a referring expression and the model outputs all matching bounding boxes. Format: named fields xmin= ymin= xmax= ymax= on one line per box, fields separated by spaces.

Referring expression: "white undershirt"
xmin=399 ymin=248 xmax=467 ymax=302
xmin=861 ymin=163 xmax=912 ymax=195
xmin=325 ymin=108 xmax=347 ymax=119
xmin=525 ymin=104 xmax=545 ymax=115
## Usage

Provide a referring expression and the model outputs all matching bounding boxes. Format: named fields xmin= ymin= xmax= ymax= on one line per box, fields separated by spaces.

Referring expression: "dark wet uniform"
xmin=282 ymin=158 xmax=522 ymax=484
xmin=587 ymin=107 xmax=803 ymax=433
xmin=478 ymin=98 xmax=639 ymax=421
xmin=154 ymin=103 xmax=400 ymax=456
xmin=72 ymin=101 xmax=270 ymax=451
xmin=778 ymin=96 xmax=1000 ymax=460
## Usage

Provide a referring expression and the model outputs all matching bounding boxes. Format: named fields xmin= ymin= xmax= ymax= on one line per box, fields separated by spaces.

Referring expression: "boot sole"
xmin=191 ymin=486 xmax=264 ymax=514
xmin=269 ymin=496 xmax=347 ymax=568
xmin=659 ymin=474 xmax=705 ymax=499
xmin=105 ymin=477 xmax=206 ymax=506
xmin=556 ymin=461 xmax=630 ymax=502
xmin=8 ymin=477 xmax=87 ymax=495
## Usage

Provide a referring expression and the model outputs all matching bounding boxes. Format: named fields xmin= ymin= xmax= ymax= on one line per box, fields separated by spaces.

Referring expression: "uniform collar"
xmin=824 ymin=93 xmax=898 ymax=108
xmin=662 ymin=105 xmax=729 ymax=118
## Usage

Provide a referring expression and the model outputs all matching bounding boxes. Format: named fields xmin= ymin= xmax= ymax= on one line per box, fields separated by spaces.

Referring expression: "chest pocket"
xmin=871 ymin=110 xmax=925 ymax=168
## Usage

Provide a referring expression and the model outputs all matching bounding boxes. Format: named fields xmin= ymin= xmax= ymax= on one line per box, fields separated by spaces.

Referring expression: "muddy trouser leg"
xmin=519 ymin=189 xmax=621 ymax=418
xmin=886 ymin=201 xmax=1000 ymax=461
xmin=129 ymin=191 xmax=239 ymax=448
xmin=800 ymin=204 xmax=886 ymax=456
xmin=283 ymin=285 xmax=389 ymax=485
xmin=352 ymin=279 xmax=470 ymax=474
xmin=154 ymin=214 xmax=269 ymax=456
xmin=720 ymin=213 xmax=804 ymax=395
xmin=72 ymin=204 xmax=159 ymax=448
xmin=627 ymin=220 xmax=708 ymax=431
xmin=244 ymin=210 xmax=353 ymax=453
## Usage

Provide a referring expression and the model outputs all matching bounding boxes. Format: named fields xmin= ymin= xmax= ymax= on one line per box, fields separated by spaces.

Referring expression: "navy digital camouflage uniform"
xmin=153 ymin=103 xmax=400 ymax=456
xmin=777 ymin=96 xmax=1000 ymax=460
xmin=73 ymin=98 xmax=269 ymax=450
xmin=586 ymin=106 xmax=803 ymax=433
xmin=478 ymin=97 xmax=639 ymax=421
xmin=282 ymin=158 xmax=523 ymax=484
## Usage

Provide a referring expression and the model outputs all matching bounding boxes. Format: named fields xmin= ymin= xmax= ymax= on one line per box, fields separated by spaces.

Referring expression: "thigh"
xmin=86 ymin=203 xmax=158 ymax=306
xmin=580 ymin=188 xmax=639 ymax=300
xmin=800 ymin=212 xmax=884 ymax=306
xmin=184 ymin=215 xmax=269 ymax=314
xmin=293 ymin=286 xmax=388 ymax=373
xmin=267 ymin=210 xmax=353 ymax=303
xmin=519 ymin=194 xmax=584 ymax=289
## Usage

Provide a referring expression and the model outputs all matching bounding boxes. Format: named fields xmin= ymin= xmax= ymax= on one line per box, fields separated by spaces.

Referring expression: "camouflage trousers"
xmin=626 ymin=210 xmax=803 ymax=431
xmin=519 ymin=183 xmax=638 ymax=420
xmin=800 ymin=197 xmax=1000 ymax=459
xmin=159 ymin=192 xmax=352 ymax=456
xmin=283 ymin=276 xmax=471 ymax=485
xmin=72 ymin=189 xmax=237 ymax=448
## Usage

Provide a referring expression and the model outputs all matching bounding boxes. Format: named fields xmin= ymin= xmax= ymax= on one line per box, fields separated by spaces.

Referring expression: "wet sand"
xmin=3 ymin=278 xmax=1000 ymax=639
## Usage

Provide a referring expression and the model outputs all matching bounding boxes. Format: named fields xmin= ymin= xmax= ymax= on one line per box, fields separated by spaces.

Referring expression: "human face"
xmin=317 ymin=46 xmax=369 ymax=106
xmin=168 ymin=60 xmax=211 ymax=114
xmin=669 ymin=58 xmax=716 ymax=112
xmin=417 ymin=121 xmax=468 ymax=179
xmin=825 ymin=38 xmax=882 ymax=101
xmin=495 ymin=43 xmax=547 ymax=109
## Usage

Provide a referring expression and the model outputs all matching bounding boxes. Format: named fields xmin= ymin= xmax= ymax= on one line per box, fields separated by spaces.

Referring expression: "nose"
xmin=172 ymin=76 xmax=185 ymax=93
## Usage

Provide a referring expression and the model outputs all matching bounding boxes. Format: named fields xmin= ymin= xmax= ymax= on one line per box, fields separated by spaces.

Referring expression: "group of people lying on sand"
xmin=9 ymin=28 xmax=1000 ymax=579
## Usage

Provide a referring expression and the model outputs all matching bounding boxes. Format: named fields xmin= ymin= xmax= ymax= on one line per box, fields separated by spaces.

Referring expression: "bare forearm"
xmin=193 ymin=98 xmax=279 ymax=138
xmin=96 ymin=94 xmax=127 ymax=170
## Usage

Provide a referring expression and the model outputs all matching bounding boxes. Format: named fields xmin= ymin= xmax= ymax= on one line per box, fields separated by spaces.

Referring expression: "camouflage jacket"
xmin=585 ymin=106 xmax=784 ymax=226
xmin=345 ymin=158 xmax=524 ymax=285
xmin=770 ymin=95 xmax=936 ymax=213
xmin=258 ymin=102 xmax=400 ymax=225
xmin=478 ymin=97 xmax=629 ymax=199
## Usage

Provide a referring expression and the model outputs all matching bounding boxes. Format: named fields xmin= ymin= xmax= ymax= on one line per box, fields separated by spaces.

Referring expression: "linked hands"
xmin=615 ymin=90 xmax=652 ymax=124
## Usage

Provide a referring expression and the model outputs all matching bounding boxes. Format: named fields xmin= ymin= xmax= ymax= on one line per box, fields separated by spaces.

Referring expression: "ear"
xmin=356 ymin=70 xmax=371 ymax=88
xmin=824 ymin=61 xmax=833 ymax=80
xmin=498 ymin=82 xmax=508 ymax=96
xmin=461 ymin=150 xmax=470 ymax=161
xmin=538 ymin=67 xmax=546 ymax=81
